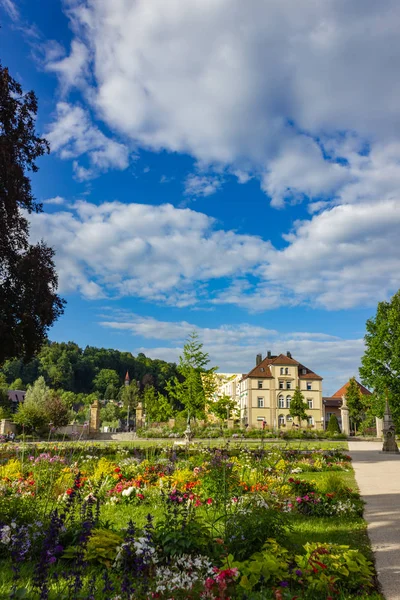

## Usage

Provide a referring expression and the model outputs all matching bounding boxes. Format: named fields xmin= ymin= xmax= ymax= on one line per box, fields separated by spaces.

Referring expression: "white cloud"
xmin=45 ymin=102 xmax=129 ymax=179
xmin=42 ymin=196 xmax=65 ymax=206
xmin=0 ymin=0 xmax=19 ymax=21
xmin=28 ymin=200 xmax=272 ymax=302
xmin=264 ymin=199 xmax=400 ymax=309
xmin=184 ymin=174 xmax=224 ymax=198
xmin=99 ymin=310 xmax=364 ymax=395
xmin=45 ymin=40 xmax=89 ymax=93
xmin=59 ymin=0 xmax=400 ymax=208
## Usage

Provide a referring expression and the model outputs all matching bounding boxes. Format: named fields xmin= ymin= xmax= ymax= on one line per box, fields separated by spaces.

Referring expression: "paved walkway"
xmin=348 ymin=441 xmax=400 ymax=600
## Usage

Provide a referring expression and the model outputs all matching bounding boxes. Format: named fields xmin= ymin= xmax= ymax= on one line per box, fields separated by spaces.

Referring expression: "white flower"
xmin=121 ymin=486 xmax=134 ymax=497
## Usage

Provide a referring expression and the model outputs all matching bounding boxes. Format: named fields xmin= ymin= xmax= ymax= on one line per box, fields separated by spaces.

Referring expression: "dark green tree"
xmin=360 ymin=290 xmax=400 ymax=427
xmin=93 ymin=369 xmax=120 ymax=399
xmin=0 ymin=65 xmax=65 ymax=363
xmin=327 ymin=413 xmax=341 ymax=434
xmin=289 ymin=386 xmax=308 ymax=425
xmin=167 ymin=331 xmax=216 ymax=420
xmin=345 ymin=377 xmax=366 ymax=433
xmin=143 ymin=385 xmax=174 ymax=423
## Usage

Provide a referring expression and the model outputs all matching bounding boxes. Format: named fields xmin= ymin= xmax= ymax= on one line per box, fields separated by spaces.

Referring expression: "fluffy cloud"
xmin=98 ymin=310 xmax=364 ymax=395
xmin=28 ymin=200 xmax=272 ymax=301
xmin=45 ymin=40 xmax=89 ymax=93
xmin=45 ymin=102 xmax=130 ymax=180
xmin=29 ymin=195 xmax=400 ymax=309
xmin=42 ymin=196 xmax=66 ymax=206
xmin=55 ymin=0 xmax=400 ymax=207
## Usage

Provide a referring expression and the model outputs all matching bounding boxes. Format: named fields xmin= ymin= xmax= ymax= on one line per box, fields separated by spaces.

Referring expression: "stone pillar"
xmin=340 ymin=395 xmax=350 ymax=436
xmin=90 ymin=400 xmax=100 ymax=434
xmin=227 ymin=418 xmax=235 ymax=429
xmin=376 ymin=417 xmax=383 ymax=438
xmin=382 ymin=399 xmax=399 ymax=453
xmin=136 ymin=402 xmax=143 ymax=429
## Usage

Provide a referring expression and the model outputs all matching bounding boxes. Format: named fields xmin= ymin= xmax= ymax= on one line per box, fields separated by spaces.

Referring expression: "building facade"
xmin=323 ymin=379 xmax=372 ymax=430
xmin=238 ymin=352 xmax=323 ymax=429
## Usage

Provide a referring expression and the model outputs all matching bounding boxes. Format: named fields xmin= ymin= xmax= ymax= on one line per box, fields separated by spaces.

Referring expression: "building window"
xmin=278 ymin=395 xmax=285 ymax=408
xmin=306 ymin=382 xmax=312 ymax=390
xmin=285 ymin=368 xmax=289 ymax=375
xmin=279 ymin=380 xmax=284 ymax=389
xmin=258 ymin=380 xmax=263 ymax=389
xmin=308 ymin=415 xmax=314 ymax=426
xmin=307 ymin=399 xmax=313 ymax=409
xmin=286 ymin=415 xmax=292 ymax=422
xmin=286 ymin=395 xmax=291 ymax=408
xmin=278 ymin=414 xmax=285 ymax=426
xmin=302 ymin=368 xmax=307 ymax=375
xmin=257 ymin=397 xmax=264 ymax=408
xmin=280 ymin=367 xmax=284 ymax=375
xmin=286 ymin=381 xmax=291 ymax=389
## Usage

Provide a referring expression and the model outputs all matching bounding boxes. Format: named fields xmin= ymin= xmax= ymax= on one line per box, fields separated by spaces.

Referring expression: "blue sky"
xmin=2 ymin=0 xmax=400 ymax=394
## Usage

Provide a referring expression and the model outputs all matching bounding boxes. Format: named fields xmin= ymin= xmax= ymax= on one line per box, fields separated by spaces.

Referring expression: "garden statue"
xmin=184 ymin=413 xmax=194 ymax=442
xmin=382 ymin=398 xmax=399 ymax=453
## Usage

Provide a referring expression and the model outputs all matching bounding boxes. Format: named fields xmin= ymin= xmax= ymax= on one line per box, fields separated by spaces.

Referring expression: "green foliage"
xmin=225 ymin=501 xmax=289 ymax=560
xmin=345 ymin=378 xmax=366 ymax=432
xmin=289 ymin=386 xmax=308 ymax=424
xmin=360 ymin=289 xmax=400 ymax=428
xmin=121 ymin=379 xmax=141 ymax=414
xmin=100 ymin=401 xmax=120 ymax=427
xmin=63 ymin=529 xmax=123 ymax=566
xmin=0 ymin=63 xmax=65 ymax=364
xmin=295 ymin=542 xmax=374 ymax=595
xmin=327 ymin=414 xmax=341 ymax=434
xmin=13 ymin=377 xmax=69 ymax=431
xmin=209 ymin=394 xmax=238 ymax=423
xmin=167 ymin=331 xmax=216 ymax=420
xmin=223 ymin=539 xmax=290 ymax=591
xmin=9 ymin=378 xmax=24 ymax=390
xmin=93 ymin=369 xmax=120 ymax=399
xmin=144 ymin=386 xmax=174 ymax=423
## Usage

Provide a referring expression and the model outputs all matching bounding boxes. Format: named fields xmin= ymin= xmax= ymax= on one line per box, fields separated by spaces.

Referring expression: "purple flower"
xmin=280 ymin=581 xmax=289 ymax=587
xmin=295 ymin=569 xmax=302 ymax=577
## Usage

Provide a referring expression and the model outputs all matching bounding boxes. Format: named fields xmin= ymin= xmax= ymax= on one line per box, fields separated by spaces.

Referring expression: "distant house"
xmin=239 ymin=352 xmax=323 ymax=429
xmin=7 ymin=390 xmax=26 ymax=413
xmin=323 ymin=380 xmax=371 ymax=430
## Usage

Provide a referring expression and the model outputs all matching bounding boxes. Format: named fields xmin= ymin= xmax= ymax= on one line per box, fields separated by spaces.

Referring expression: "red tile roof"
xmin=332 ymin=380 xmax=371 ymax=398
xmin=271 ymin=353 xmax=300 ymax=366
xmin=242 ymin=354 xmax=322 ymax=381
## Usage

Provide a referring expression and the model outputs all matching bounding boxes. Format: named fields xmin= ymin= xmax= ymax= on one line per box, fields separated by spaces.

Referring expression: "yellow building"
xmin=239 ymin=352 xmax=323 ymax=429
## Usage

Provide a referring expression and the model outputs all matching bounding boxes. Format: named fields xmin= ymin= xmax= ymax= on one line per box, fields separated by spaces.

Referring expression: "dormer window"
xmin=260 ymin=367 xmax=265 ymax=372
xmin=302 ymin=368 xmax=307 ymax=375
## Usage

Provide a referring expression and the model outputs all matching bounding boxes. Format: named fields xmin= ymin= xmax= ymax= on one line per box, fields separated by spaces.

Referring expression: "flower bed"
xmin=0 ymin=441 xmax=380 ymax=599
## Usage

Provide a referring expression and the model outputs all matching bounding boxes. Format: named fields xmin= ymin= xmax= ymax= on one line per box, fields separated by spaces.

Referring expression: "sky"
xmin=1 ymin=0 xmax=400 ymax=395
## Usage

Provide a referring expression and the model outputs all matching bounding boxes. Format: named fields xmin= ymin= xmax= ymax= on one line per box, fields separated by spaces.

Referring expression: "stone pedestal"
xmin=382 ymin=400 xmax=399 ymax=453
xmin=90 ymin=400 xmax=100 ymax=434
xmin=376 ymin=417 xmax=383 ymax=438
xmin=136 ymin=402 xmax=144 ymax=429
xmin=227 ymin=418 xmax=235 ymax=429
xmin=340 ymin=395 xmax=350 ymax=435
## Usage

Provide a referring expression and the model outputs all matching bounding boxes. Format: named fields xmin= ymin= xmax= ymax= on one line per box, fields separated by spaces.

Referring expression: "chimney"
xmin=267 ymin=350 xmax=272 ymax=359
xmin=286 ymin=351 xmax=292 ymax=359
xmin=256 ymin=353 xmax=262 ymax=366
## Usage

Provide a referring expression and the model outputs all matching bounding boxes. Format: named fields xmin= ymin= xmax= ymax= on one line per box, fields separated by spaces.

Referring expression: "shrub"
xmin=327 ymin=414 xmax=341 ymax=435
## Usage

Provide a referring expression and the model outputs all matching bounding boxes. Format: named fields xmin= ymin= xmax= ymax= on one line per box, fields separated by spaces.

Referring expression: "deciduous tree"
xmin=360 ymin=290 xmax=400 ymax=427
xmin=289 ymin=386 xmax=308 ymax=425
xmin=0 ymin=65 xmax=65 ymax=362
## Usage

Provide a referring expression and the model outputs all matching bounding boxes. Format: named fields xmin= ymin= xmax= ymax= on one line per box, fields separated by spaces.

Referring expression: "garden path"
xmin=348 ymin=440 xmax=400 ymax=600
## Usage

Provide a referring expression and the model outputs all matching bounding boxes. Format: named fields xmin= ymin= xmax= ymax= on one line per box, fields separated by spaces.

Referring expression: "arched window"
xmin=285 ymin=367 xmax=289 ymax=374
xmin=286 ymin=395 xmax=291 ymax=408
xmin=278 ymin=414 xmax=285 ymax=426
xmin=278 ymin=395 xmax=285 ymax=408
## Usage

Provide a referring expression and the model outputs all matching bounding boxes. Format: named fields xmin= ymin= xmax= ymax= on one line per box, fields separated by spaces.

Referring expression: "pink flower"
xmin=206 ymin=498 xmax=213 ymax=505
xmin=296 ymin=496 xmax=302 ymax=503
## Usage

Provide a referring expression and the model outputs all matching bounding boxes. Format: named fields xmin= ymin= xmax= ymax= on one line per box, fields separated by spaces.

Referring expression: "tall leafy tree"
xmin=289 ymin=386 xmax=308 ymax=425
xmin=143 ymin=385 xmax=174 ymax=423
xmin=93 ymin=369 xmax=120 ymax=399
xmin=167 ymin=331 xmax=216 ymax=420
xmin=345 ymin=377 xmax=366 ymax=433
xmin=0 ymin=65 xmax=65 ymax=362
xmin=360 ymin=290 xmax=400 ymax=427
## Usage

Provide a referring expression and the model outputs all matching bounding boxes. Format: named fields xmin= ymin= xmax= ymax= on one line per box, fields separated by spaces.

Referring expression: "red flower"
xmin=206 ymin=498 xmax=213 ymax=505
xmin=66 ymin=488 xmax=73 ymax=495
xmin=114 ymin=467 xmax=121 ymax=473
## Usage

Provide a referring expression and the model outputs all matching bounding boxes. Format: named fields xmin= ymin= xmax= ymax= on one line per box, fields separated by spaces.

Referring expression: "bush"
xmin=327 ymin=414 xmax=341 ymax=435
